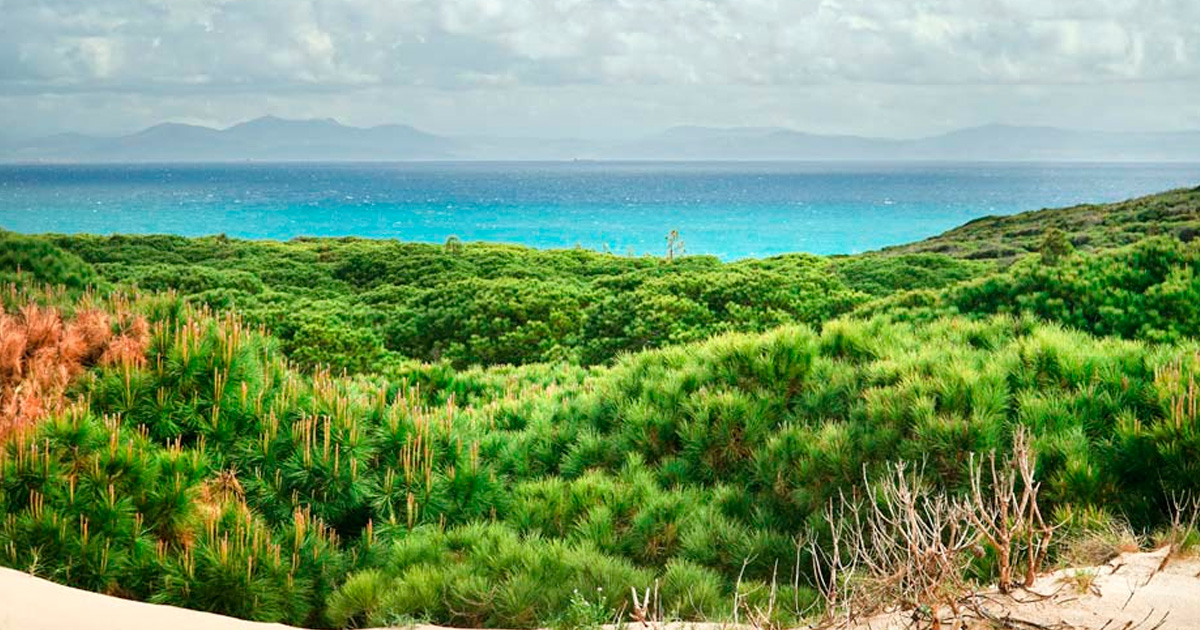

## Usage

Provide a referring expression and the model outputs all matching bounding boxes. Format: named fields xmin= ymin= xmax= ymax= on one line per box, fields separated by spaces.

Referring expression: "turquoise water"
xmin=1 ymin=162 xmax=1197 ymax=259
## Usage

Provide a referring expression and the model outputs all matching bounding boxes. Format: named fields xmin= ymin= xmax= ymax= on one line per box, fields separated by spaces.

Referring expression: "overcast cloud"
xmin=1 ymin=0 xmax=1198 ymax=138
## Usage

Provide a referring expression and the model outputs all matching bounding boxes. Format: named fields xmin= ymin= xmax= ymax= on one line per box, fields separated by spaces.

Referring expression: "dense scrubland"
xmin=34 ymin=231 xmax=985 ymax=371
xmin=1 ymin=186 xmax=1199 ymax=629
xmin=881 ymin=185 xmax=1200 ymax=262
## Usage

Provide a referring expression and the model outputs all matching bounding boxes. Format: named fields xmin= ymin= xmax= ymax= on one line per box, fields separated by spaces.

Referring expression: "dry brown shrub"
xmin=812 ymin=429 xmax=1057 ymax=630
xmin=0 ymin=303 xmax=148 ymax=445
xmin=194 ymin=469 xmax=247 ymax=525
xmin=813 ymin=464 xmax=978 ymax=630
xmin=71 ymin=308 xmax=113 ymax=362
xmin=100 ymin=335 xmax=148 ymax=369
xmin=100 ymin=312 xmax=150 ymax=369
xmin=0 ymin=314 xmax=28 ymax=382
xmin=20 ymin=304 xmax=62 ymax=351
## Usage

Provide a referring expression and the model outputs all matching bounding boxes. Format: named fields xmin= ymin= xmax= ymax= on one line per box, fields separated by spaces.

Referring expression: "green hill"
xmin=877 ymin=186 xmax=1200 ymax=262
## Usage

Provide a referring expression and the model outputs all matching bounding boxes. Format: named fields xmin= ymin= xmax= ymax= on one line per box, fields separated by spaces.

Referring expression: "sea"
xmin=1 ymin=161 xmax=1198 ymax=260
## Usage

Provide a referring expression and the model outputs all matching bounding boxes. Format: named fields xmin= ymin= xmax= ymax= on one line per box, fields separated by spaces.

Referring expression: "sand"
xmin=1 ymin=549 xmax=1198 ymax=630
xmin=844 ymin=546 xmax=1200 ymax=630
xmin=0 ymin=566 xmax=296 ymax=630
xmin=986 ymin=546 xmax=1200 ymax=630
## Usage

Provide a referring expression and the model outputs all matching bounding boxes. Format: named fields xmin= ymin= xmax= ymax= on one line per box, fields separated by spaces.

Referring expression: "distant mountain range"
xmin=3 ymin=116 xmax=1200 ymax=162
xmin=617 ymin=125 xmax=1200 ymax=161
xmin=1 ymin=116 xmax=458 ymax=162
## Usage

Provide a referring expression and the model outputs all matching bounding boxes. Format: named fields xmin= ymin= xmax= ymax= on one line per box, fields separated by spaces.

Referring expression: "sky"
xmin=2 ymin=0 xmax=1199 ymax=139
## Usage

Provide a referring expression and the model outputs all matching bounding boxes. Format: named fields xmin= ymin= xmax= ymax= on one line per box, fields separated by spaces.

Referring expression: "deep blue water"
xmin=1 ymin=162 xmax=1198 ymax=260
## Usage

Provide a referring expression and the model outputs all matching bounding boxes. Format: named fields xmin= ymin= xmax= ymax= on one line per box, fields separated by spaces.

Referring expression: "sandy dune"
xmin=846 ymin=546 xmax=1200 ymax=630
xmin=1 ymin=549 xmax=1198 ymax=630
xmin=0 ymin=566 xmax=293 ymax=630
xmin=988 ymin=546 xmax=1200 ymax=630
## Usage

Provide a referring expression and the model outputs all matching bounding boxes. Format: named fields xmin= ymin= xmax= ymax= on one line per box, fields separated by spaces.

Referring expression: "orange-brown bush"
xmin=0 ymin=302 xmax=148 ymax=444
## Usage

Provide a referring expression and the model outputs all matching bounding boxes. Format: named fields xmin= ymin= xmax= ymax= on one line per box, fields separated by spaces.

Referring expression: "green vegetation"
xmin=862 ymin=236 xmax=1200 ymax=343
xmin=49 ymin=235 xmax=863 ymax=370
xmin=0 ymin=231 xmax=99 ymax=289
xmin=44 ymin=233 xmax=999 ymax=372
xmin=881 ymin=186 xmax=1200 ymax=262
xmin=1 ymin=186 xmax=1199 ymax=629
xmin=830 ymin=252 xmax=991 ymax=297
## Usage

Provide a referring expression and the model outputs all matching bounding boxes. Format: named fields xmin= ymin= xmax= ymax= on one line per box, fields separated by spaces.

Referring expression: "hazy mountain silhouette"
xmin=4 ymin=116 xmax=458 ymax=162
xmin=4 ymin=117 xmax=1200 ymax=162
xmin=618 ymin=124 xmax=1200 ymax=161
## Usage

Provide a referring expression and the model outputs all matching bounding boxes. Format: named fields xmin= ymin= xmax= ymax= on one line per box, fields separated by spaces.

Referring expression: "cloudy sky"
xmin=2 ymin=0 xmax=1199 ymax=139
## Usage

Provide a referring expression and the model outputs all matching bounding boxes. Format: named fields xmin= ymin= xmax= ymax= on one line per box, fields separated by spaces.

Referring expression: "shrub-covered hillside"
xmin=879 ymin=186 xmax=1200 ymax=262
xmin=2 ymin=277 xmax=1198 ymax=628
xmin=34 ymin=232 xmax=982 ymax=371
xmin=861 ymin=236 xmax=1200 ymax=344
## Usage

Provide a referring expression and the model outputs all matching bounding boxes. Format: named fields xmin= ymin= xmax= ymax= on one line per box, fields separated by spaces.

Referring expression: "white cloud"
xmin=5 ymin=0 xmax=1197 ymax=89
xmin=0 ymin=0 xmax=1197 ymax=136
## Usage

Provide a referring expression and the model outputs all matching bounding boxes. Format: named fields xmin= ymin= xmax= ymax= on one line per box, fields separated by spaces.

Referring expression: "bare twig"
xmin=811 ymin=428 xmax=1060 ymax=630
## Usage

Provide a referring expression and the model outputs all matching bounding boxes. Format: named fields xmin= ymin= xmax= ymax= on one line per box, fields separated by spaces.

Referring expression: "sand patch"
xmin=841 ymin=546 xmax=1200 ymax=629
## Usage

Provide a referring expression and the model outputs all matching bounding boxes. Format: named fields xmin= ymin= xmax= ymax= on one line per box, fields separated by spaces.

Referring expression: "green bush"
xmin=862 ymin=237 xmax=1200 ymax=344
xmin=660 ymin=559 xmax=727 ymax=620
xmin=0 ymin=231 xmax=99 ymax=288
xmin=327 ymin=569 xmax=390 ymax=628
xmin=832 ymin=253 xmax=991 ymax=296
